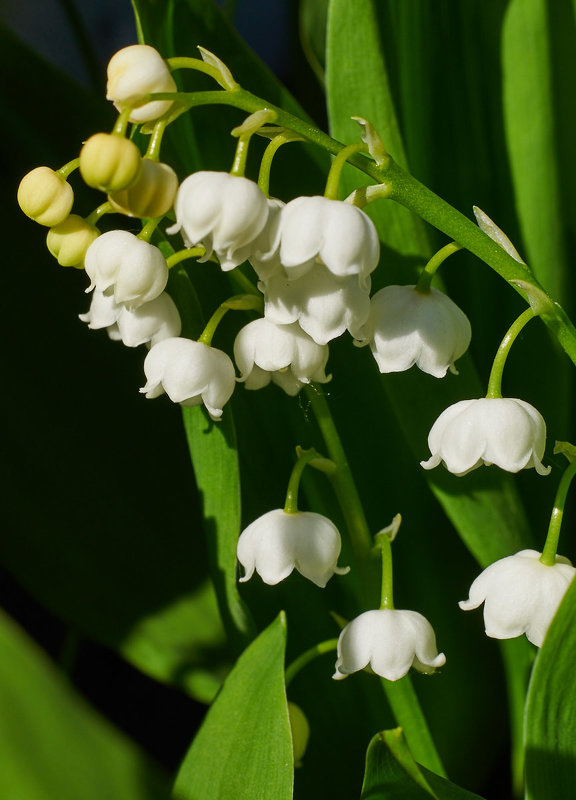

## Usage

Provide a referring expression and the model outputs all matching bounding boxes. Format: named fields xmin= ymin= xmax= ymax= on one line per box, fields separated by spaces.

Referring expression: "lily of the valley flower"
xmin=360 ymin=285 xmax=471 ymax=377
xmin=279 ymin=196 xmax=379 ymax=285
xmin=168 ymin=171 xmax=269 ymax=270
xmin=459 ymin=549 xmax=576 ymax=647
xmin=234 ymin=318 xmax=330 ymax=395
xmin=421 ymin=397 xmax=550 ymax=476
xmin=261 ymin=265 xmax=371 ymax=346
xmin=237 ymin=509 xmax=349 ymax=587
xmin=17 ymin=166 xmax=74 ymax=227
xmin=248 ymin=197 xmax=285 ymax=281
xmin=106 ymin=44 xmax=177 ymax=123
xmin=84 ymin=230 xmax=169 ymax=308
xmin=333 ymin=609 xmax=446 ymax=681
xmin=81 ymin=290 xmax=181 ymax=348
xmin=140 ymin=337 xmax=236 ymax=420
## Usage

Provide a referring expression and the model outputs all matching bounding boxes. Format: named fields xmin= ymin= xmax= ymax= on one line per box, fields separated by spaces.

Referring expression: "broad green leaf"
xmin=361 ymin=728 xmax=485 ymax=800
xmin=181 ymin=405 xmax=255 ymax=649
xmin=524 ymin=574 xmax=576 ymax=799
xmin=0 ymin=609 xmax=168 ymax=800
xmin=501 ymin=0 xmax=566 ymax=300
xmin=299 ymin=0 xmax=330 ymax=86
xmin=173 ymin=613 xmax=292 ymax=800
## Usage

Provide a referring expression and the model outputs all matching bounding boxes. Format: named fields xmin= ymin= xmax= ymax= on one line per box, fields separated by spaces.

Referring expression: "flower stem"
xmin=112 ymin=107 xmax=133 ymax=137
xmin=283 ymin=449 xmax=320 ymax=514
xmin=145 ymin=120 xmax=167 ymax=162
xmin=198 ymin=304 xmax=230 ymax=346
xmin=540 ymin=459 xmax=576 ymax=565
xmin=377 ymin=533 xmax=394 ymax=610
xmin=138 ymin=217 xmax=163 ymax=243
xmin=166 ymin=247 xmax=206 ymax=269
xmin=415 ymin=242 xmax=462 ymax=294
xmin=304 ymin=386 xmax=372 ymax=561
xmin=285 ymin=639 xmax=339 ymax=686
xmin=85 ymin=201 xmax=112 ymax=227
xmin=258 ymin=133 xmax=298 ymax=196
xmin=57 ymin=158 xmax=80 ymax=180
xmin=230 ymin=134 xmax=251 ymax=177
xmin=324 ymin=142 xmax=368 ymax=200
xmin=486 ymin=308 xmax=535 ymax=398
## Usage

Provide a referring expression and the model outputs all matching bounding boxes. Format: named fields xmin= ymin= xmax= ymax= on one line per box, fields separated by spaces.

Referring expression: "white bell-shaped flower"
xmin=333 ymin=609 xmax=446 ymax=681
xmin=116 ymin=293 xmax=181 ymax=347
xmin=168 ymin=171 xmax=269 ymax=270
xmin=248 ymin=198 xmax=285 ymax=281
xmin=79 ymin=290 xmax=181 ymax=347
xmin=420 ymin=398 xmax=550 ymax=476
xmin=237 ymin=509 xmax=349 ymax=587
xmin=360 ymin=285 xmax=471 ymax=377
xmin=106 ymin=44 xmax=177 ymax=123
xmin=140 ymin=337 xmax=236 ymax=420
xmin=79 ymin=289 xmax=122 ymax=330
xmin=234 ymin=318 xmax=330 ymax=396
xmin=459 ymin=549 xmax=576 ymax=647
xmin=279 ymin=196 xmax=379 ymax=285
xmin=261 ymin=265 xmax=371 ymax=346
xmin=84 ymin=230 xmax=169 ymax=309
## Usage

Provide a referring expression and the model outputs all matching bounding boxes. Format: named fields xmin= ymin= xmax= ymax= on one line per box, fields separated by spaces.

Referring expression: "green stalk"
xmin=304 ymin=385 xmax=444 ymax=775
xmin=540 ymin=459 xmax=576 ymax=565
xmin=486 ymin=308 xmax=535 ymax=398
xmin=145 ymin=87 xmax=576 ymax=366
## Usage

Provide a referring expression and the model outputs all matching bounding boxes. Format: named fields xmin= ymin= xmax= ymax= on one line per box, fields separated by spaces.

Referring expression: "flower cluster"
xmin=17 ymin=40 xmax=570 ymax=705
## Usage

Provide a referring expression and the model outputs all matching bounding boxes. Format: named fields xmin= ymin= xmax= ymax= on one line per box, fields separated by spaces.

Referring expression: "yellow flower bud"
xmin=79 ymin=133 xmax=142 ymax=193
xmin=288 ymin=702 xmax=310 ymax=768
xmin=46 ymin=215 xmax=100 ymax=268
xmin=108 ymin=159 xmax=178 ymax=218
xmin=17 ymin=166 xmax=74 ymax=227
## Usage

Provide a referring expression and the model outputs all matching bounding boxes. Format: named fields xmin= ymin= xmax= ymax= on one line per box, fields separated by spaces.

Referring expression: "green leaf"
xmin=524 ymin=573 xmax=576 ymax=798
xmin=361 ymin=728 xmax=485 ymax=800
xmin=0 ymin=609 xmax=168 ymax=800
xmin=173 ymin=613 xmax=292 ymax=800
xmin=181 ymin=405 xmax=255 ymax=650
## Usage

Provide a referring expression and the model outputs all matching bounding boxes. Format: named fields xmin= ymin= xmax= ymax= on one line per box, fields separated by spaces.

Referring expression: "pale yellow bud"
xmin=288 ymin=702 xmax=310 ymax=767
xmin=108 ymin=159 xmax=178 ymax=218
xmin=17 ymin=166 xmax=74 ymax=227
xmin=46 ymin=215 xmax=100 ymax=268
xmin=79 ymin=133 xmax=142 ymax=193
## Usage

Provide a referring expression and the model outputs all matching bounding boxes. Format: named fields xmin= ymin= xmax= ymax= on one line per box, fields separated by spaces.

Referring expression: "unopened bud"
xmin=108 ymin=159 xmax=178 ymax=218
xmin=107 ymin=45 xmax=177 ymax=123
xmin=46 ymin=215 xmax=99 ymax=268
xmin=79 ymin=133 xmax=142 ymax=193
xmin=288 ymin=702 xmax=310 ymax=767
xmin=17 ymin=166 xmax=74 ymax=227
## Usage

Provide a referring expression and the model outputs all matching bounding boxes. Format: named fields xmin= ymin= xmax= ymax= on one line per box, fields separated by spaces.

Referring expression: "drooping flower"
xmin=140 ymin=337 xmax=236 ymax=420
xmin=234 ymin=318 xmax=330 ymax=395
xmin=420 ymin=397 xmax=550 ymax=476
xmin=106 ymin=44 xmax=177 ymax=123
xmin=459 ymin=549 xmax=576 ymax=647
xmin=168 ymin=171 xmax=269 ymax=270
xmin=108 ymin=159 xmax=179 ymax=219
xmin=359 ymin=284 xmax=471 ymax=377
xmin=248 ymin=197 xmax=285 ymax=281
xmin=261 ymin=265 xmax=371 ymax=345
xmin=80 ymin=290 xmax=181 ymax=347
xmin=84 ymin=230 xmax=168 ymax=308
xmin=237 ymin=509 xmax=349 ymax=587
xmin=333 ymin=609 xmax=446 ymax=681
xmin=279 ymin=196 xmax=380 ymax=285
